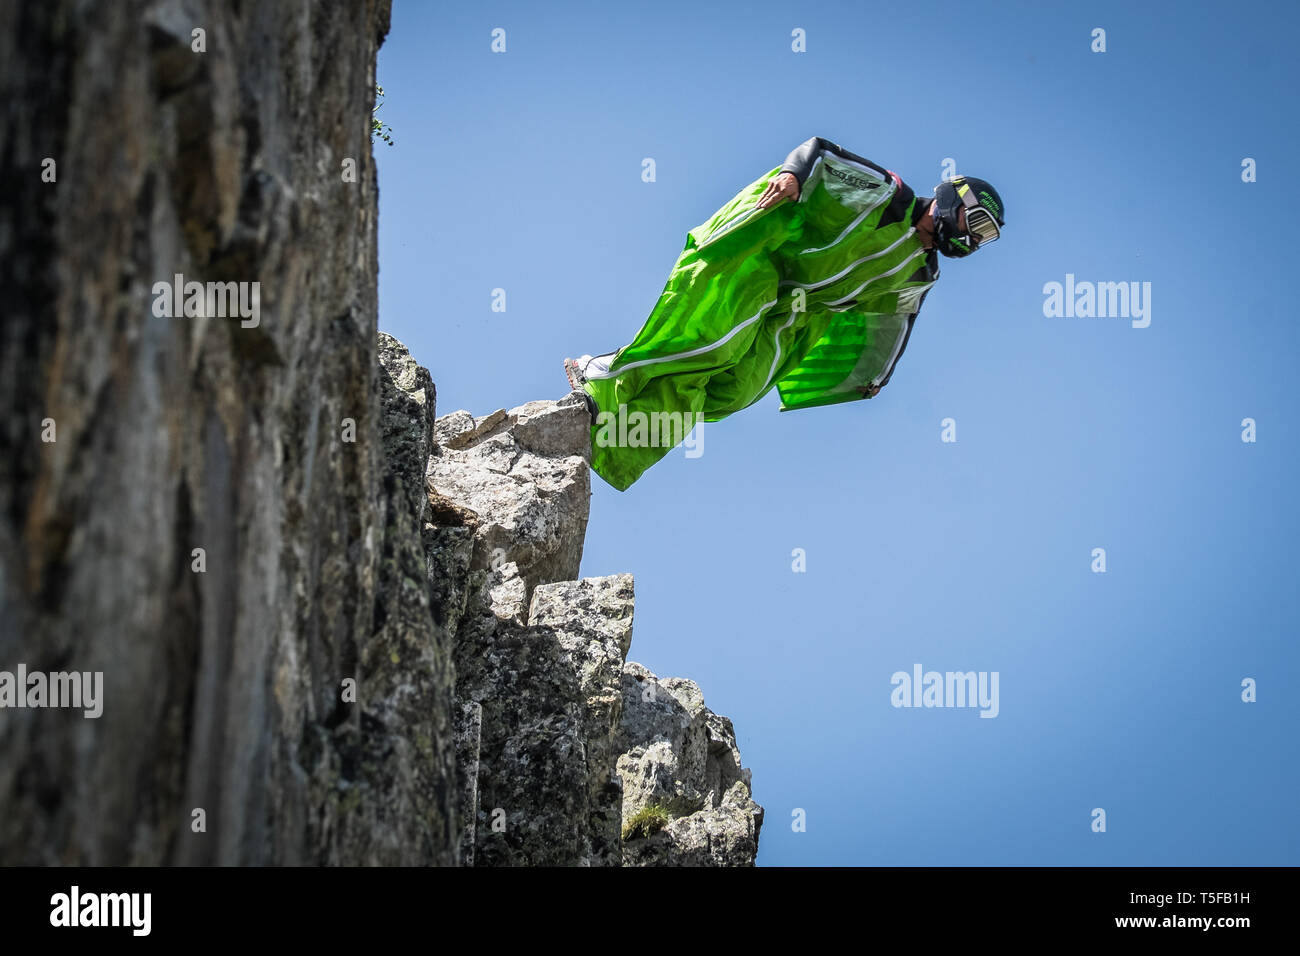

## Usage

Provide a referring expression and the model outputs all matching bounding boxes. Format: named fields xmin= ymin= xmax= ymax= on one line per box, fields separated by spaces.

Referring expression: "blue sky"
xmin=376 ymin=0 xmax=1299 ymax=865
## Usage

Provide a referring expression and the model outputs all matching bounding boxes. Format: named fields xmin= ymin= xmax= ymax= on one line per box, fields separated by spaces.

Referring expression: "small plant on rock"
xmin=622 ymin=803 xmax=672 ymax=841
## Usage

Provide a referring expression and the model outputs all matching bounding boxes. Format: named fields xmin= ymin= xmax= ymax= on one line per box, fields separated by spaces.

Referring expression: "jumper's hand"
xmin=756 ymin=172 xmax=800 ymax=209
xmin=857 ymin=383 xmax=882 ymax=398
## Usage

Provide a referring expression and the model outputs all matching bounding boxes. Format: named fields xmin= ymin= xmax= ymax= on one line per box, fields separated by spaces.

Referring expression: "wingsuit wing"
xmin=770 ymin=136 xmax=937 ymax=412
xmin=686 ymin=164 xmax=790 ymax=253
xmin=776 ymin=309 xmax=916 ymax=412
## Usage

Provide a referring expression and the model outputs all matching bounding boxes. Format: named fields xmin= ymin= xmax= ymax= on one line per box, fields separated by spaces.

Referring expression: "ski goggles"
xmin=954 ymin=180 xmax=1000 ymax=246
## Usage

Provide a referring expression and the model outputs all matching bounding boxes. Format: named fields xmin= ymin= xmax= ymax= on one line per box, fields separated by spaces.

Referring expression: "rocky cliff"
xmin=1 ymin=0 xmax=416 ymax=866
xmin=0 ymin=0 xmax=760 ymax=866
xmin=419 ymin=356 xmax=763 ymax=865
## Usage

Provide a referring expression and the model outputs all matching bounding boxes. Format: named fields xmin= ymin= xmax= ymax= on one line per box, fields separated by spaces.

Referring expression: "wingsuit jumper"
xmin=564 ymin=136 xmax=1006 ymax=491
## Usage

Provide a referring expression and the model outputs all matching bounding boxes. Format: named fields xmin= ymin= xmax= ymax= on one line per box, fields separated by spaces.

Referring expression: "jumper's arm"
xmin=778 ymin=136 xmax=890 ymax=189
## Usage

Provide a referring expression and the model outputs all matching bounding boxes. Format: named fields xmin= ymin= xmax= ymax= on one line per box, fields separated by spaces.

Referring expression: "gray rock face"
xmin=427 ymin=395 xmax=762 ymax=866
xmin=617 ymin=663 xmax=765 ymax=867
xmin=0 ymin=0 xmax=758 ymax=867
xmin=430 ymin=394 xmax=592 ymax=595
xmin=453 ymin=573 xmax=633 ymax=867
xmin=337 ymin=335 xmax=457 ymax=865
xmin=0 ymin=0 xmax=461 ymax=866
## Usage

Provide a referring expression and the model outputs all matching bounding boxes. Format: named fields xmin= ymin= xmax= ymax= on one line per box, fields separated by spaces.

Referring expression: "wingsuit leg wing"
xmin=578 ymin=166 xmax=806 ymax=491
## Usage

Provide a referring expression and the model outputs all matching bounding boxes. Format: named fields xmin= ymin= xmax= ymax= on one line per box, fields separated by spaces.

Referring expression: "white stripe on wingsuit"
xmin=712 ymin=205 xmax=763 ymax=236
xmin=706 ymin=152 xmax=892 ymax=254
xmin=779 ymin=228 xmax=917 ymax=293
xmin=794 ymin=153 xmax=895 ymax=253
xmin=698 ymin=200 xmax=779 ymax=248
xmin=766 ymin=275 xmax=926 ymax=397
xmin=797 ymin=196 xmax=892 ymax=255
xmin=582 ymin=299 xmax=781 ymax=380
xmin=763 ymin=309 xmax=801 ymax=391
xmin=826 ymin=248 xmax=928 ymax=308
xmin=896 ymin=281 xmax=936 ymax=313
xmin=704 ymin=149 xmax=886 ymax=251
xmin=872 ymin=317 xmax=911 ymax=387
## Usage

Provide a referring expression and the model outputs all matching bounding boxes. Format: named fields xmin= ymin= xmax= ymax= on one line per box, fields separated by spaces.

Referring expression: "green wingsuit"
xmin=576 ymin=136 xmax=940 ymax=491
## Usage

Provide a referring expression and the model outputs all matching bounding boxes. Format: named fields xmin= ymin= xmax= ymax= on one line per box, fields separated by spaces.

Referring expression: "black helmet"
xmin=932 ymin=176 xmax=1005 ymax=258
